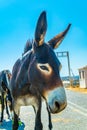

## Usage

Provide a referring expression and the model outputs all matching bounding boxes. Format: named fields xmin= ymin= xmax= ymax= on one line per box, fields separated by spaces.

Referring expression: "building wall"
xmin=85 ymin=70 xmax=87 ymax=88
xmin=79 ymin=69 xmax=87 ymax=88
xmin=80 ymin=79 xmax=86 ymax=88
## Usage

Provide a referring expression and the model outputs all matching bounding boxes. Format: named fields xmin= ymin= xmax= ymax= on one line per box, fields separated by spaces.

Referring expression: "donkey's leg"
xmin=9 ymin=99 xmax=13 ymax=119
xmin=0 ymin=92 xmax=4 ymax=123
xmin=6 ymin=94 xmax=13 ymax=119
xmin=5 ymin=97 xmax=10 ymax=119
xmin=34 ymin=97 xmax=43 ymax=130
xmin=12 ymin=111 xmax=19 ymax=130
xmin=12 ymin=103 xmax=20 ymax=130
xmin=46 ymin=104 xmax=53 ymax=130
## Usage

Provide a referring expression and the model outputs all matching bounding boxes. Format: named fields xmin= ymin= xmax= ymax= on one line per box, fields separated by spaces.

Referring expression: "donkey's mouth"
xmin=46 ymin=87 xmax=67 ymax=114
xmin=48 ymin=102 xmax=67 ymax=114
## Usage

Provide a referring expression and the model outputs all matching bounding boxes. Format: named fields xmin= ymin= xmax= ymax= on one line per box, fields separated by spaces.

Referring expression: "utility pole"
xmin=56 ymin=51 xmax=72 ymax=86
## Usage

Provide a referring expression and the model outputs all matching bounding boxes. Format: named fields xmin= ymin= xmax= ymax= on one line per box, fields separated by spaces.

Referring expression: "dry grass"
xmin=66 ymin=86 xmax=87 ymax=94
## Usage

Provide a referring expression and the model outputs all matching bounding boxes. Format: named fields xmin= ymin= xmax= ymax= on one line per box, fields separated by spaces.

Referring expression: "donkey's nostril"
xmin=55 ymin=101 xmax=60 ymax=109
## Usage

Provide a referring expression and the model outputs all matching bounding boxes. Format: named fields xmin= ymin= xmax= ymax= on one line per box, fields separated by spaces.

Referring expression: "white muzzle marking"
xmin=46 ymin=87 xmax=67 ymax=113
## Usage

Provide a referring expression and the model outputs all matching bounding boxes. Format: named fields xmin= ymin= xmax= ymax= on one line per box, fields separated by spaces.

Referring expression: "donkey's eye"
xmin=37 ymin=63 xmax=52 ymax=75
xmin=40 ymin=66 xmax=49 ymax=71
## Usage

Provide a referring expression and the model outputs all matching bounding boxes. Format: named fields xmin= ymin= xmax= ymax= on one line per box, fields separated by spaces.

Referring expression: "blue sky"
xmin=0 ymin=0 xmax=87 ymax=76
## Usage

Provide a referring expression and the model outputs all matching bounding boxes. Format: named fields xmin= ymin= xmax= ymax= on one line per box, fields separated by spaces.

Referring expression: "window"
xmin=82 ymin=71 xmax=85 ymax=79
xmin=79 ymin=71 xmax=81 ymax=79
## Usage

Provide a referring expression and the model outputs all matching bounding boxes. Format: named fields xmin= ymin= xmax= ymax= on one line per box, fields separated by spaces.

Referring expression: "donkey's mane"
xmin=23 ymin=39 xmax=33 ymax=55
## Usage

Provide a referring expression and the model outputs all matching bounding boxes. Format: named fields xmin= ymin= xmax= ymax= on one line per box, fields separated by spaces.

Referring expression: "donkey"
xmin=10 ymin=11 xmax=71 ymax=130
xmin=0 ymin=70 xmax=12 ymax=123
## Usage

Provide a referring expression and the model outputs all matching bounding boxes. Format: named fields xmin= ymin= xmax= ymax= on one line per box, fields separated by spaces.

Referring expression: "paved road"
xmin=0 ymin=89 xmax=87 ymax=130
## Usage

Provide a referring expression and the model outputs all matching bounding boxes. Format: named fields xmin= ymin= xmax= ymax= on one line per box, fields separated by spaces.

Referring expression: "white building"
xmin=78 ymin=66 xmax=87 ymax=88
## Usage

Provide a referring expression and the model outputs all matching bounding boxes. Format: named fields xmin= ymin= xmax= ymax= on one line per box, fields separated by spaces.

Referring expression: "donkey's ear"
xmin=48 ymin=24 xmax=71 ymax=49
xmin=34 ymin=11 xmax=47 ymax=46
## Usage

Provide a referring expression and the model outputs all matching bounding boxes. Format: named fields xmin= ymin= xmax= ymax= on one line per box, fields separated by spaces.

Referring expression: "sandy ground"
xmin=66 ymin=86 xmax=87 ymax=94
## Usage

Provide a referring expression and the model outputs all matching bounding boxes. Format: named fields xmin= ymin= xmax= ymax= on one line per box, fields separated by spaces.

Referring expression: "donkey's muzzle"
xmin=47 ymin=87 xmax=67 ymax=114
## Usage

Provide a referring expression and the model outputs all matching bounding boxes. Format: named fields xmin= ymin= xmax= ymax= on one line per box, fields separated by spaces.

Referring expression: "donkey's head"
xmin=28 ymin=11 xmax=71 ymax=113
